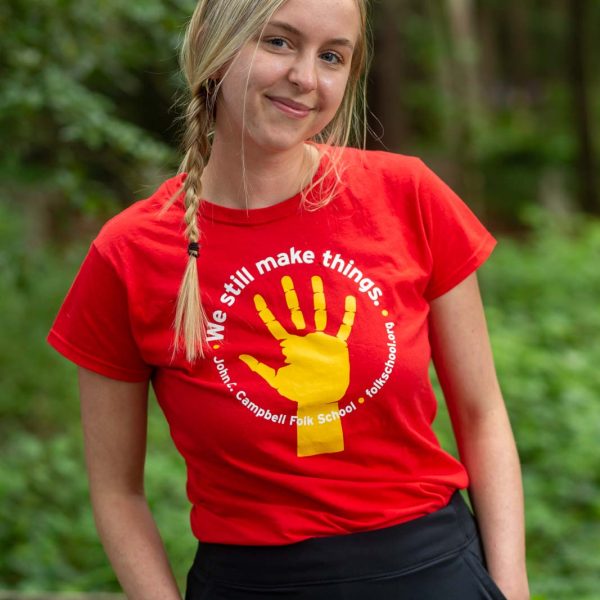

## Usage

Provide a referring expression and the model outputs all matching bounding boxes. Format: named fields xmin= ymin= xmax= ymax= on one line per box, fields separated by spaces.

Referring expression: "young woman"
xmin=47 ymin=0 xmax=530 ymax=598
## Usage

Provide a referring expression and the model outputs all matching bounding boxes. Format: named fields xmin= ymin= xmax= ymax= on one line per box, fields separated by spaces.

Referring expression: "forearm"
xmin=91 ymin=491 xmax=182 ymax=600
xmin=456 ymin=404 xmax=529 ymax=600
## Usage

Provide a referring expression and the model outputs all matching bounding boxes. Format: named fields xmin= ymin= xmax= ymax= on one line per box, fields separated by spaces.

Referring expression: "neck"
xmin=200 ymin=138 xmax=319 ymax=210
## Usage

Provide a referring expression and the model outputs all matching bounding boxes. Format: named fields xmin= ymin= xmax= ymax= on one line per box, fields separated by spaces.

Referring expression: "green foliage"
xmin=0 ymin=0 xmax=197 ymax=210
xmin=3 ymin=0 xmax=599 ymax=230
xmin=479 ymin=212 xmax=600 ymax=598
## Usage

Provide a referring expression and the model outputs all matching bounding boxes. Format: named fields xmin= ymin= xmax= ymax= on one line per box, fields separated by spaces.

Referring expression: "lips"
xmin=267 ymin=96 xmax=314 ymax=118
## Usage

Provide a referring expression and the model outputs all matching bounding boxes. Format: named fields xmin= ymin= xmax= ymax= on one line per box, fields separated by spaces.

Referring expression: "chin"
xmin=249 ymin=133 xmax=310 ymax=155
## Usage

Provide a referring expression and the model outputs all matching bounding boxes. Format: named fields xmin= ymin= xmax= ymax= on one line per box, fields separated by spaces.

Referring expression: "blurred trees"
xmin=0 ymin=0 xmax=192 ymax=241
xmin=368 ymin=0 xmax=600 ymax=223
xmin=1 ymin=0 xmax=598 ymax=235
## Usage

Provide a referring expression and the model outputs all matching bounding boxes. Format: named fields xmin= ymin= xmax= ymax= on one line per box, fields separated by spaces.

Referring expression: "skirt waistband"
xmin=190 ymin=491 xmax=480 ymax=586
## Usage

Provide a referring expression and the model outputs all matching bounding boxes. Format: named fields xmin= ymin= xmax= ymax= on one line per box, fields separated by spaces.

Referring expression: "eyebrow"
xmin=266 ymin=20 xmax=356 ymax=51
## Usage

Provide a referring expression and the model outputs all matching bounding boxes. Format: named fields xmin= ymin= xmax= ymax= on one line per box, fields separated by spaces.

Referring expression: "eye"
xmin=321 ymin=51 xmax=344 ymax=65
xmin=265 ymin=37 xmax=290 ymax=49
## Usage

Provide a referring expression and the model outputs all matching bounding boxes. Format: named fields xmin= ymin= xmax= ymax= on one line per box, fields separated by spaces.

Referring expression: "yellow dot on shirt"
xmin=213 ymin=344 xmax=220 ymax=350
xmin=358 ymin=397 xmax=365 ymax=404
xmin=381 ymin=309 xmax=389 ymax=317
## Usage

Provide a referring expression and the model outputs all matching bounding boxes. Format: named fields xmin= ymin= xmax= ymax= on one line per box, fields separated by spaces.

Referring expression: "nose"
xmin=288 ymin=52 xmax=318 ymax=92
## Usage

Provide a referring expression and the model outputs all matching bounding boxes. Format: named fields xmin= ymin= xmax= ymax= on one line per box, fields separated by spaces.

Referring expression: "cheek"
xmin=320 ymin=73 xmax=350 ymax=110
xmin=252 ymin=58 xmax=290 ymax=88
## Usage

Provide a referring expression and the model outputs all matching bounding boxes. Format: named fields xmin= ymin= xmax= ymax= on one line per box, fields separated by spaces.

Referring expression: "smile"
xmin=267 ymin=96 xmax=313 ymax=119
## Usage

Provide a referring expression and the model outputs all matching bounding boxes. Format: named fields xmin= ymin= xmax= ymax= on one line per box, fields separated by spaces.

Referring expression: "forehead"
xmin=268 ymin=0 xmax=361 ymax=43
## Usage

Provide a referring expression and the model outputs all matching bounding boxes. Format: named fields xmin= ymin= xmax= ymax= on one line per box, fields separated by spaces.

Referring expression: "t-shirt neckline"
xmin=169 ymin=145 xmax=330 ymax=226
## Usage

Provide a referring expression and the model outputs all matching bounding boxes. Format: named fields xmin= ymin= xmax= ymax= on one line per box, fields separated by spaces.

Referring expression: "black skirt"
xmin=185 ymin=491 xmax=507 ymax=599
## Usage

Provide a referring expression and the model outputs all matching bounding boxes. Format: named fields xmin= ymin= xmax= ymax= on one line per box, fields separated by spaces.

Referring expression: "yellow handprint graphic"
xmin=239 ymin=275 xmax=356 ymax=457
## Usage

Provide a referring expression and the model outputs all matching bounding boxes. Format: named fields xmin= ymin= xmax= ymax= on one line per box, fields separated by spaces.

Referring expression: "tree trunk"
xmin=567 ymin=0 xmax=599 ymax=213
xmin=476 ymin=1 xmax=499 ymax=108
xmin=368 ymin=0 xmax=410 ymax=151
xmin=437 ymin=0 xmax=487 ymax=211
xmin=507 ymin=2 xmax=531 ymax=93
xmin=446 ymin=0 xmax=485 ymax=128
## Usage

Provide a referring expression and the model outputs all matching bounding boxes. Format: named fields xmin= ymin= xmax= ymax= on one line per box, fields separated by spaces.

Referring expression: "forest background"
xmin=1 ymin=0 xmax=599 ymax=598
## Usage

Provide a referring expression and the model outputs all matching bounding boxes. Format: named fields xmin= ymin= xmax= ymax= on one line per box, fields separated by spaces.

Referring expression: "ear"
xmin=210 ymin=63 xmax=229 ymax=80
xmin=212 ymin=52 xmax=239 ymax=82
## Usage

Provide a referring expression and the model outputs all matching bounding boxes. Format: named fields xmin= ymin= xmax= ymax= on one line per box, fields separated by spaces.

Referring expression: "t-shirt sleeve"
xmin=47 ymin=242 xmax=153 ymax=382
xmin=416 ymin=159 xmax=497 ymax=301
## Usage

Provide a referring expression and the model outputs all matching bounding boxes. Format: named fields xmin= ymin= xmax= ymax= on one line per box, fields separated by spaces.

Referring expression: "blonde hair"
xmin=163 ymin=0 xmax=371 ymax=363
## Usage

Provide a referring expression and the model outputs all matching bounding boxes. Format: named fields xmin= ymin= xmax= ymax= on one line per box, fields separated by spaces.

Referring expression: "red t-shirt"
xmin=47 ymin=146 xmax=496 ymax=545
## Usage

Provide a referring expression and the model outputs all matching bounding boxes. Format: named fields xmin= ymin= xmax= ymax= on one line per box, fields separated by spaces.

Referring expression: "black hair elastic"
xmin=188 ymin=241 xmax=200 ymax=258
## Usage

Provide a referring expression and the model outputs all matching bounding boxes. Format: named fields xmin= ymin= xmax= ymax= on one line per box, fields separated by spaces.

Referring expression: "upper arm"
xmin=428 ymin=272 xmax=504 ymax=425
xmin=78 ymin=366 xmax=150 ymax=497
